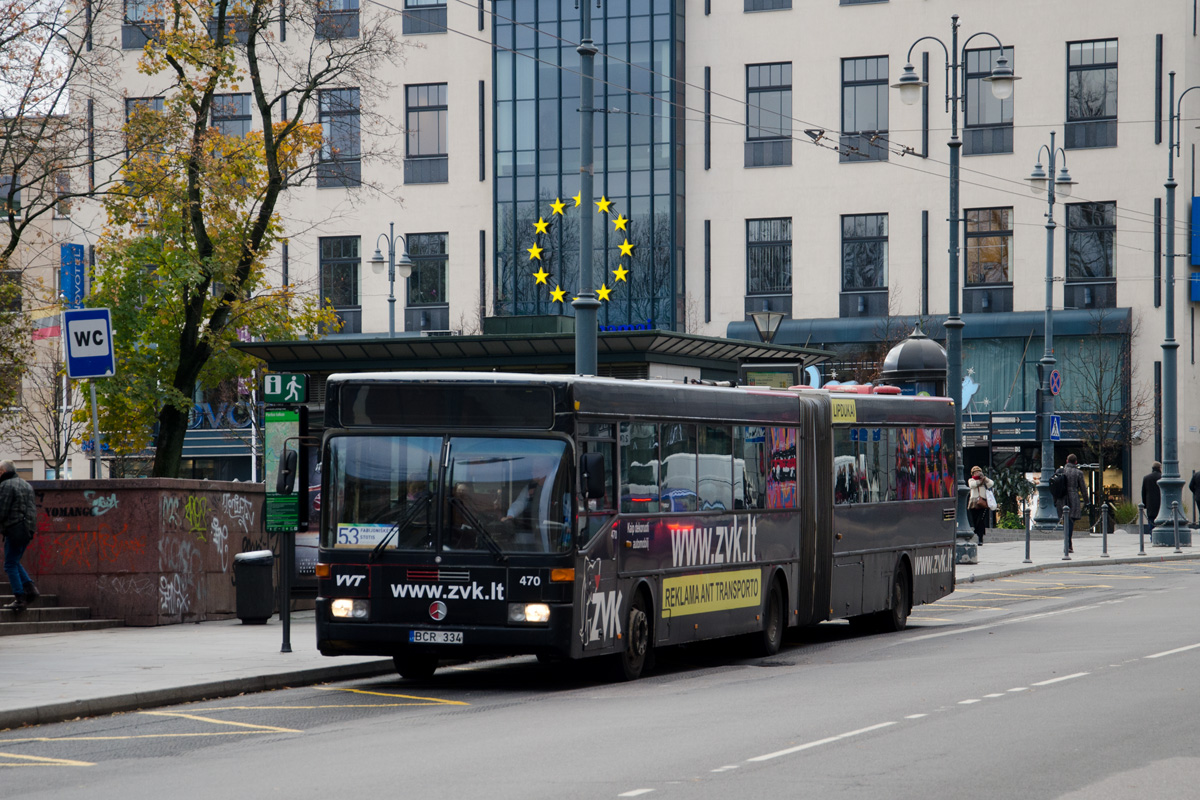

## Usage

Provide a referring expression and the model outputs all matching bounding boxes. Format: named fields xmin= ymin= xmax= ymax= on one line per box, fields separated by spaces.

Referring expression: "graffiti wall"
xmin=26 ymin=479 xmax=268 ymax=626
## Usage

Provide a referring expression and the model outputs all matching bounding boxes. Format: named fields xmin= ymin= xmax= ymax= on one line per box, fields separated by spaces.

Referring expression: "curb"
xmin=955 ymin=552 xmax=1200 ymax=584
xmin=0 ymin=658 xmax=395 ymax=732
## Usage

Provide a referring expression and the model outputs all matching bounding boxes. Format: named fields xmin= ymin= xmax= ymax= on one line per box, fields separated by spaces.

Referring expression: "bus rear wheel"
xmin=751 ymin=579 xmax=785 ymax=657
xmin=878 ymin=565 xmax=911 ymax=633
xmin=613 ymin=593 xmax=651 ymax=681
xmin=393 ymin=653 xmax=439 ymax=680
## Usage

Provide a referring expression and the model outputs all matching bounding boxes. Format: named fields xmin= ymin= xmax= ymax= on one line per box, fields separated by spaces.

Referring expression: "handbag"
xmin=970 ymin=495 xmax=989 ymax=511
xmin=986 ymin=489 xmax=998 ymax=511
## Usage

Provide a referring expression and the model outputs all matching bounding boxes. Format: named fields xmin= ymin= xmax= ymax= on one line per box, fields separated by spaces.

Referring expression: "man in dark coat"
xmin=1054 ymin=454 xmax=1088 ymax=553
xmin=0 ymin=460 xmax=39 ymax=611
xmin=1141 ymin=461 xmax=1163 ymax=537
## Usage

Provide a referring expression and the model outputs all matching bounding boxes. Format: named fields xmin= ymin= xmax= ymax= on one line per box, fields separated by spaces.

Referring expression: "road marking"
xmin=902 ymin=603 xmax=1098 ymax=643
xmin=983 ymin=693 xmax=1005 ymax=698
xmin=618 ymin=790 xmax=655 ymax=797
xmin=315 ymin=686 xmax=468 ymax=705
xmin=747 ymin=722 xmax=896 ymax=762
xmin=929 ymin=603 xmax=1006 ymax=610
xmin=710 ymin=765 xmax=738 ymax=772
xmin=139 ymin=711 xmax=301 ymax=733
xmin=905 ymin=714 xmax=927 ymax=719
xmin=1145 ymin=643 xmax=1200 ymax=659
xmin=958 ymin=699 xmax=981 ymax=705
xmin=1031 ymin=672 xmax=1089 ymax=686
xmin=1008 ymin=688 xmax=1028 ymax=692
xmin=0 ymin=752 xmax=94 ymax=768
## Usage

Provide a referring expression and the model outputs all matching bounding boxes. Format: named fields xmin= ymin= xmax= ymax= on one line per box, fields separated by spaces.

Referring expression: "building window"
xmin=746 ymin=218 xmax=792 ymax=298
xmin=745 ymin=0 xmax=791 ymax=10
xmin=965 ymin=208 xmax=1012 ymax=284
xmin=316 ymin=0 xmax=359 ymax=39
xmin=406 ymin=233 xmax=447 ymax=307
xmin=318 ymin=88 xmax=361 ymax=188
xmin=319 ymin=236 xmax=361 ymax=333
xmin=405 ymin=83 xmax=448 ymax=184
xmin=745 ymin=63 xmax=792 ymax=168
xmin=403 ymin=0 xmax=446 ymax=35
xmin=1066 ymin=202 xmax=1115 ymax=281
xmin=54 ymin=172 xmax=70 ymax=219
xmin=122 ymin=0 xmax=161 ymax=48
xmin=1066 ymin=39 xmax=1117 ymax=149
xmin=212 ymin=94 xmax=252 ymax=138
xmin=841 ymin=56 xmax=888 ymax=162
xmin=964 ymin=47 xmax=1014 ymax=156
xmin=842 ymin=213 xmax=887 ymax=290
xmin=0 ymin=174 xmax=19 ymax=219
xmin=124 ymin=97 xmax=164 ymax=157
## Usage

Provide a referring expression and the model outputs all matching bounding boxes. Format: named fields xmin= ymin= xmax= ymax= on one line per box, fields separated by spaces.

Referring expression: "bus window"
xmin=620 ymin=421 xmax=659 ymax=513
xmin=698 ymin=425 xmax=733 ymax=511
xmin=833 ymin=428 xmax=862 ymax=505
xmin=580 ymin=437 xmax=616 ymax=545
xmin=766 ymin=427 xmax=797 ymax=509
xmin=660 ymin=423 xmax=698 ymax=512
xmin=325 ymin=436 xmax=441 ymax=550
xmin=735 ymin=426 xmax=767 ymax=510
xmin=860 ymin=428 xmax=895 ymax=503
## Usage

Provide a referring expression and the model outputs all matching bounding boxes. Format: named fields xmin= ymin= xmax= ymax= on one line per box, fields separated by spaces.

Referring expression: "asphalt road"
xmin=4 ymin=562 xmax=1197 ymax=800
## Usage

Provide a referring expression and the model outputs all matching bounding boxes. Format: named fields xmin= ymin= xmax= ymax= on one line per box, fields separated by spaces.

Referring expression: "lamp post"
xmin=1025 ymin=131 xmax=1076 ymax=528
xmin=368 ymin=222 xmax=414 ymax=337
xmin=1155 ymin=71 xmax=1193 ymax=546
xmin=893 ymin=15 xmax=1017 ymax=557
xmin=750 ymin=309 xmax=784 ymax=344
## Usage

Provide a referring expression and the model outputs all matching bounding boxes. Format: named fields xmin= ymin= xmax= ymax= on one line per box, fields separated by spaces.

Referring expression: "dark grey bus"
xmin=314 ymin=372 xmax=956 ymax=680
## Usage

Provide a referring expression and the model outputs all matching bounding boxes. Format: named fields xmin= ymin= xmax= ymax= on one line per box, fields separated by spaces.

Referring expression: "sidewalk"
xmin=3 ymin=532 xmax=1197 ymax=732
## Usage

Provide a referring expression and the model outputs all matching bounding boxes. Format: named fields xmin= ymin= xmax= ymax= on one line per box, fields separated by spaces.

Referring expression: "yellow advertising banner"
xmin=831 ymin=398 xmax=857 ymax=424
xmin=662 ymin=569 xmax=761 ymax=617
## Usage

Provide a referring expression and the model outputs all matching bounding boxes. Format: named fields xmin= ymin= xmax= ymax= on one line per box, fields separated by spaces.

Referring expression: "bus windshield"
xmin=325 ymin=435 xmax=573 ymax=555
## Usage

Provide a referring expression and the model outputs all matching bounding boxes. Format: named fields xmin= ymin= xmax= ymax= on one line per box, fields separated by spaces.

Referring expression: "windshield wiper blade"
xmin=448 ymin=496 xmax=508 ymax=564
xmin=370 ymin=492 xmax=431 ymax=562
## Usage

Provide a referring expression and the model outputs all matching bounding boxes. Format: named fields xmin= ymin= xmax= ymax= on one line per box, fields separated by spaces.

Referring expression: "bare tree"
xmin=0 ymin=351 xmax=90 ymax=475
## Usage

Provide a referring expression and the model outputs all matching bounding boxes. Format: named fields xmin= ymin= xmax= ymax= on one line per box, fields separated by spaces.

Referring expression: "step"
xmin=1 ymin=593 xmax=62 ymax=608
xmin=0 ymin=605 xmax=93 ymax=624
xmin=0 ymin=618 xmax=124 ymax=636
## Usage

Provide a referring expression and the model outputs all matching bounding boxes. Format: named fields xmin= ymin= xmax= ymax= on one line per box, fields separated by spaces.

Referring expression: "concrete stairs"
xmin=0 ymin=580 xmax=124 ymax=636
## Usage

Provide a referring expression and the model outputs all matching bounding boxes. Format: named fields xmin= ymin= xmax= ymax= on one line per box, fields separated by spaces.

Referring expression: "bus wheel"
xmin=752 ymin=579 xmax=785 ymax=657
xmin=614 ymin=593 xmax=651 ymax=681
xmin=393 ymin=653 xmax=438 ymax=680
xmin=878 ymin=566 xmax=911 ymax=633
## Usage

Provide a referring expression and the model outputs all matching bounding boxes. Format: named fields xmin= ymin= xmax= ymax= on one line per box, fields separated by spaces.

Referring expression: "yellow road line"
xmin=315 ymin=686 xmax=468 ymax=706
xmin=1 ymin=732 xmax=274 ymax=743
xmin=139 ymin=711 xmax=302 ymax=733
xmin=0 ymin=752 xmax=94 ymax=767
xmin=200 ymin=704 xmax=443 ymax=710
xmin=928 ymin=603 xmax=1005 ymax=610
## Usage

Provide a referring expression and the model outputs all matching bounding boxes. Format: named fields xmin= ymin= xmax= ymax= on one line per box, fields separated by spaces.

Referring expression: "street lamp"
xmin=1154 ymin=71 xmax=1194 ymax=546
xmin=1024 ymin=131 xmax=1077 ymax=528
xmin=368 ymin=222 xmax=414 ymax=337
xmin=893 ymin=15 xmax=1019 ymax=559
xmin=750 ymin=309 xmax=784 ymax=344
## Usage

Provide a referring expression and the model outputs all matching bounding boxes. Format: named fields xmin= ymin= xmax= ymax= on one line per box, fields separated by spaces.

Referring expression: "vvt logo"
xmin=336 ymin=574 xmax=366 ymax=587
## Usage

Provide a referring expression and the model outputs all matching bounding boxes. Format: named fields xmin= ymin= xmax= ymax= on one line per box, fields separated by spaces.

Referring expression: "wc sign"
xmin=63 ymin=308 xmax=115 ymax=379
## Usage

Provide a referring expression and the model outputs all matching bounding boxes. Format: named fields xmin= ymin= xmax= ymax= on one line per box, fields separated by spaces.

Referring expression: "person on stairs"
xmin=0 ymin=460 xmax=39 ymax=611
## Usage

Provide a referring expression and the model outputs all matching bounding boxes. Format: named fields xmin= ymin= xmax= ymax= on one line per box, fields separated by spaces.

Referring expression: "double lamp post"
xmin=368 ymin=222 xmax=414 ymax=338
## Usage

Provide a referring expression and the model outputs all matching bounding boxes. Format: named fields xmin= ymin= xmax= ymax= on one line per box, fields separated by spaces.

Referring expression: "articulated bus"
xmin=314 ymin=372 xmax=957 ymax=680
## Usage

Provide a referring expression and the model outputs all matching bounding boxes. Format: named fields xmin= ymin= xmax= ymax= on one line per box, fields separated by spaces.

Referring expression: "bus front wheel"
xmin=751 ymin=579 xmax=785 ymax=657
xmin=394 ymin=653 xmax=439 ymax=680
xmin=613 ymin=593 xmax=651 ymax=681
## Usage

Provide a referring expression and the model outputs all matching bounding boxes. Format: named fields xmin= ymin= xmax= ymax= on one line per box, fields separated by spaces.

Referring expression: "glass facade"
xmin=493 ymin=0 xmax=683 ymax=330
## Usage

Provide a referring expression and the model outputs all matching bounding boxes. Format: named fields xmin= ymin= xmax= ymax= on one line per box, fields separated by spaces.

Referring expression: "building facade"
xmin=6 ymin=0 xmax=1200 ymax=499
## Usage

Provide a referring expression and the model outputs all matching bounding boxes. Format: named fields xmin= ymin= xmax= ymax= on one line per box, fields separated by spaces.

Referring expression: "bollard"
xmin=1101 ymin=502 xmax=1109 ymax=558
xmin=1172 ymin=501 xmax=1183 ymax=554
xmin=1023 ymin=505 xmax=1032 ymax=564
xmin=1137 ymin=503 xmax=1147 ymax=556
xmin=1062 ymin=508 xmax=1071 ymax=560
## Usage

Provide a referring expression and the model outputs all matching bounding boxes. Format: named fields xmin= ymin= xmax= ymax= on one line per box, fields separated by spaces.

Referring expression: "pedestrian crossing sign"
xmin=264 ymin=373 xmax=307 ymax=403
xmin=1050 ymin=414 xmax=1062 ymax=441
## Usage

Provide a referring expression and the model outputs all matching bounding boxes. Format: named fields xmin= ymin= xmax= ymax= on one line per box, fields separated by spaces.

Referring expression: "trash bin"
xmin=234 ymin=550 xmax=275 ymax=624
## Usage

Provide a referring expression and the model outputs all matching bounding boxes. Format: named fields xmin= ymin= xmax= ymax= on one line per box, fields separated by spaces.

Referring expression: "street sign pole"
xmin=64 ymin=308 xmax=116 ymax=480
xmin=90 ymin=384 xmax=102 ymax=479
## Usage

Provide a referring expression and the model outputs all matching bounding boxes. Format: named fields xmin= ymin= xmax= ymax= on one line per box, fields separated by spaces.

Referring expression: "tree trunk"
xmin=152 ymin=403 xmax=190 ymax=478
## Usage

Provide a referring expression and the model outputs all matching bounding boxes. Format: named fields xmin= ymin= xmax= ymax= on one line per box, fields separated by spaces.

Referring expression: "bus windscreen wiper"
xmin=369 ymin=492 xmax=431 ymax=562
xmin=448 ymin=496 xmax=508 ymax=564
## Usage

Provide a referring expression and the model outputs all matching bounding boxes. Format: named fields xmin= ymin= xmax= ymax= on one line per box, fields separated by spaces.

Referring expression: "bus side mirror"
xmin=580 ymin=452 xmax=606 ymax=500
xmin=276 ymin=448 xmax=298 ymax=495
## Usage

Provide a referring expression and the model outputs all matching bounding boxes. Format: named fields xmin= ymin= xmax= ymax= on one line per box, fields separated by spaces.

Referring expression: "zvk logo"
xmin=335 ymin=574 xmax=366 ymax=587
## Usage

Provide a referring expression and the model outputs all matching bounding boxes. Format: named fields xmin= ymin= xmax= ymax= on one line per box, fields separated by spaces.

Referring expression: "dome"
xmin=879 ymin=327 xmax=948 ymax=383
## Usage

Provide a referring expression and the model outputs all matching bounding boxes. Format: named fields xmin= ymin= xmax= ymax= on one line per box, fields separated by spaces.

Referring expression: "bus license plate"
xmin=410 ymin=630 xmax=463 ymax=645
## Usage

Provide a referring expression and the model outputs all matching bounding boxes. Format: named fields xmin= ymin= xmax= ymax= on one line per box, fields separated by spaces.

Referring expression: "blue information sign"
xmin=60 ymin=244 xmax=86 ymax=309
xmin=63 ymin=308 xmax=115 ymax=379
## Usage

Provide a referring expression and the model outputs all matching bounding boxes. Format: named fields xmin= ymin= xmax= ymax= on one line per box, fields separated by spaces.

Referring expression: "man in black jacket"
xmin=1141 ymin=461 xmax=1163 ymax=538
xmin=0 ymin=460 xmax=39 ymax=611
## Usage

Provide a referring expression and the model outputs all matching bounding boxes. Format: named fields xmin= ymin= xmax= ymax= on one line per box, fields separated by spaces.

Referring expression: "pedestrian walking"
xmin=1055 ymin=454 xmax=1087 ymax=552
xmin=1141 ymin=461 xmax=1163 ymax=538
xmin=0 ymin=460 xmax=39 ymax=611
xmin=967 ymin=466 xmax=994 ymax=545
xmin=1188 ymin=470 xmax=1199 ymax=524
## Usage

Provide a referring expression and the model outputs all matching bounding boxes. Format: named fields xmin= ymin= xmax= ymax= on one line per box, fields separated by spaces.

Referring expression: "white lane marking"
xmin=1008 ymin=688 xmax=1028 ymax=692
xmin=983 ymin=693 xmax=1005 ymax=698
xmin=618 ymin=790 xmax=654 ymax=797
xmin=902 ymin=604 xmax=1098 ymax=643
xmin=905 ymin=714 xmax=928 ymax=719
xmin=747 ymin=722 xmax=896 ymax=762
xmin=1146 ymin=643 xmax=1200 ymax=659
xmin=958 ymin=699 xmax=981 ymax=705
xmin=1032 ymin=672 xmax=1089 ymax=686
xmin=710 ymin=766 xmax=738 ymax=773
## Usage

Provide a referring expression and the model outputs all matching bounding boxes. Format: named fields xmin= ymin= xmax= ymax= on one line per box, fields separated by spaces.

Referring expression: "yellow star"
xmin=612 ymin=214 xmax=629 ymax=232
xmin=597 ymin=283 xmax=612 ymax=301
xmin=550 ymin=285 xmax=567 ymax=303
xmin=573 ymin=193 xmax=582 ymax=207
xmin=618 ymin=239 xmax=634 ymax=257
xmin=527 ymin=242 xmax=544 ymax=261
xmin=550 ymin=197 xmax=566 ymax=216
xmin=612 ymin=264 xmax=629 ymax=282
xmin=596 ymin=196 xmax=612 ymax=214
xmin=534 ymin=217 xmax=550 ymax=235
xmin=533 ymin=267 xmax=550 ymax=285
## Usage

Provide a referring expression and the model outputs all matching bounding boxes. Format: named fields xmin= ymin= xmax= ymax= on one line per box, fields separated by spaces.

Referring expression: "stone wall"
xmin=24 ymin=479 xmax=270 ymax=626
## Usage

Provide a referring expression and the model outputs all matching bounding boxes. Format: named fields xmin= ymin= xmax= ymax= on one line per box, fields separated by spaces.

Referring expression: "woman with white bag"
xmin=967 ymin=466 xmax=995 ymax=545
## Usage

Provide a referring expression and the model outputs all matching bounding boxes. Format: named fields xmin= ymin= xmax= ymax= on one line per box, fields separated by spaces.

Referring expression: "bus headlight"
xmin=330 ymin=598 xmax=370 ymax=620
xmin=508 ymin=603 xmax=551 ymax=624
